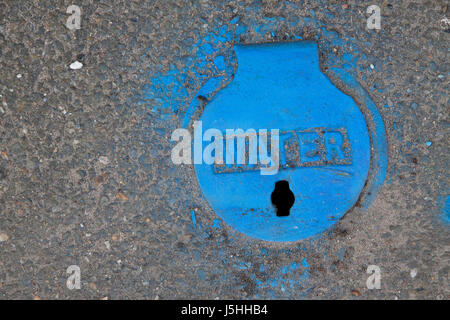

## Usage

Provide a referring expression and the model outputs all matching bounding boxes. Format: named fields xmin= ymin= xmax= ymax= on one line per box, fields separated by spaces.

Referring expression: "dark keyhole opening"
xmin=271 ymin=180 xmax=295 ymax=217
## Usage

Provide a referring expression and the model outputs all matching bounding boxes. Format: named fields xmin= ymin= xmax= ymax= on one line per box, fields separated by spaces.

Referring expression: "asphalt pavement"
xmin=0 ymin=0 xmax=448 ymax=299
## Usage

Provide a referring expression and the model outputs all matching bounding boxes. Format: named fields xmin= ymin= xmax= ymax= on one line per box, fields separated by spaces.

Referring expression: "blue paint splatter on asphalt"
xmin=254 ymin=257 xmax=309 ymax=296
xmin=190 ymin=210 xmax=196 ymax=227
xmin=438 ymin=195 xmax=449 ymax=225
xmin=301 ymin=258 xmax=309 ymax=279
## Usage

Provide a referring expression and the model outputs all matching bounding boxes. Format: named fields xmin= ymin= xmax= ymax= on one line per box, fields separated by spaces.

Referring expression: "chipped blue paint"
xmin=438 ymin=195 xmax=450 ymax=225
xmin=190 ymin=210 xmax=196 ymax=227
xmin=212 ymin=219 xmax=222 ymax=229
xmin=234 ymin=261 xmax=251 ymax=270
xmin=197 ymin=269 xmax=206 ymax=280
xmin=337 ymin=247 xmax=347 ymax=261
xmin=259 ymin=263 xmax=266 ymax=273
xmin=281 ymin=262 xmax=299 ymax=274
xmin=254 ymin=258 xmax=309 ymax=296
xmin=301 ymin=258 xmax=309 ymax=279
xmin=443 ymin=197 xmax=450 ymax=225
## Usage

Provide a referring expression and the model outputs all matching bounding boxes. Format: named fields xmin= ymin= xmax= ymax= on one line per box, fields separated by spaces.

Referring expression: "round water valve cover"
xmin=192 ymin=41 xmax=385 ymax=242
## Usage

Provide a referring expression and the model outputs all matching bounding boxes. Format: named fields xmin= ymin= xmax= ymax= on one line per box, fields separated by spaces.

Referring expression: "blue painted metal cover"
xmin=191 ymin=41 xmax=384 ymax=242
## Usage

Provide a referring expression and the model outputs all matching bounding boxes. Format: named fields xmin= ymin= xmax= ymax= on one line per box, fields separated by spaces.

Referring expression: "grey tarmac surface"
xmin=0 ymin=0 xmax=449 ymax=299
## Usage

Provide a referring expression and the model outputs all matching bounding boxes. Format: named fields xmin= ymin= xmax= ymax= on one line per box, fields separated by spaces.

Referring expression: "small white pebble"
xmin=410 ymin=269 xmax=417 ymax=278
xmin=370 ymin=64 xmax=374 ymax=70
xmin=99 ymin=156 xmax=110 ymax=165
xmin=16 ymin=74 xmax=22 ymax=79
xmin=104 ymin=241 xmax=111 ymax=250
xmin=70 ymin=61 xmax=83 ymax=70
